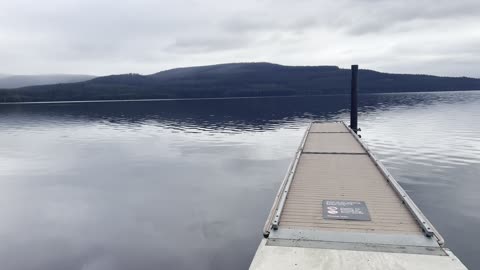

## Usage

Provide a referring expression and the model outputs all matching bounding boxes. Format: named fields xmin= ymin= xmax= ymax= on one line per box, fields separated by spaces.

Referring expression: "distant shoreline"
xmin=2 ymin=90 xmax=479 ymax=105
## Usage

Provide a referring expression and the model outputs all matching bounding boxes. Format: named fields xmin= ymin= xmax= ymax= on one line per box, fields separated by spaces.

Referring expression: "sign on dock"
xmin=322 ymin=200 xmax=371 ymax=221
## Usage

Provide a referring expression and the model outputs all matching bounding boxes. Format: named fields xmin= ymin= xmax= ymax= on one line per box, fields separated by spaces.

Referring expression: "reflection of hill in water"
xmin=1 ymin=92 xmax=476 ymax=132
xmin=1 ymin=96 xmax=346 ymax=132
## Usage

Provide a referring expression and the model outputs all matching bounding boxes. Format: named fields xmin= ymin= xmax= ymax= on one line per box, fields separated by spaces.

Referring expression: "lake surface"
xmin=1 ymin=91 xmax=479 ymax=270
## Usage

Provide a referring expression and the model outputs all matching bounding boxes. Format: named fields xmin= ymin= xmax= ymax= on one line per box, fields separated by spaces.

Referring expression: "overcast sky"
xmin=1 ymin=0 xmax=479 ymax=77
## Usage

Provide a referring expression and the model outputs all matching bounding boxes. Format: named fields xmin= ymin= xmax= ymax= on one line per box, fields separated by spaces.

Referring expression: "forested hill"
xmin=1 ymin=63 xmax=479 ymax=102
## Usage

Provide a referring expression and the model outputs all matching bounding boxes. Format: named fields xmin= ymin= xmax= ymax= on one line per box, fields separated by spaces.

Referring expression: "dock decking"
xmin=280 ymin=122 xmax=420 ymax=235
xmin=251 ymin=122 xmax=466 ymax=269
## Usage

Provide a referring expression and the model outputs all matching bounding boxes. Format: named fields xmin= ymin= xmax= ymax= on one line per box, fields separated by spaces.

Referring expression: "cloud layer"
xmin=0 ymin=0 xmax=479 ymax=76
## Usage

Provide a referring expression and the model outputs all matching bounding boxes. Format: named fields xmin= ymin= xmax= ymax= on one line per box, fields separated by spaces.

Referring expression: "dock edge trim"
xmin=262 ymin=122 xmax=313 ymax=237
xmin=342 ymin=121 xmax=445 ymax=246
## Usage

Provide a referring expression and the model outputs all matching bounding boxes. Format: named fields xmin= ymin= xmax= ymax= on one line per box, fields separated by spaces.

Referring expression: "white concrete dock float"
xmin=250 ymin=121 xmax=467 ymax=270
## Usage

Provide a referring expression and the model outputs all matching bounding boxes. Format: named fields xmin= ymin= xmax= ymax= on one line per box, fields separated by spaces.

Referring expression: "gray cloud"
xmin=0 ymin=0 xmax=479 ymax=76
xmin=168 ymin=35 xmax=251 ymax=53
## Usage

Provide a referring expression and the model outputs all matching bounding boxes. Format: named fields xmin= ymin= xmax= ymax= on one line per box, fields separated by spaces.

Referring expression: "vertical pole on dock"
xmin=350 ymin=65 xmax=359 ymax=133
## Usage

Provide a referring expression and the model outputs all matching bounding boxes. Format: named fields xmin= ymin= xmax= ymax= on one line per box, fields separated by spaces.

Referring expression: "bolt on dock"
xmin=249 ymin=121 xmax=467 ymax=270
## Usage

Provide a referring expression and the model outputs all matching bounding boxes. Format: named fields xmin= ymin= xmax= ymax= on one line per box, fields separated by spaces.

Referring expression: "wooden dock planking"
xmin=303 ymin=133 xmax=366 ymax=153
xmin=278 ymin=122 xmax=422 ymax=234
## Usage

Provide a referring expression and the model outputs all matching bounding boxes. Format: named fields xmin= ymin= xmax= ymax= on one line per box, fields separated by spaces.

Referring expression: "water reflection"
xmin=0 ymin=91 xmax=479 ymax=269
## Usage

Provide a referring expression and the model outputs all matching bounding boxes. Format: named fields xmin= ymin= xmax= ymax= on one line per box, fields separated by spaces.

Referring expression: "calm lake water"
xmin=1 ymin=91 xmax=479 ymax=270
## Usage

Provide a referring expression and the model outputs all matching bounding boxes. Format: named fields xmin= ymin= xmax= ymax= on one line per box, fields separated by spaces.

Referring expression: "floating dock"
xmin=250 ymin=121 xmax=467 ymax=270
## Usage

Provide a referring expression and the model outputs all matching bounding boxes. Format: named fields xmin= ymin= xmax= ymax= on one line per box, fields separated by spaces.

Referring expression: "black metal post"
xmin=350 ymin=65 xmax=359 ymax=133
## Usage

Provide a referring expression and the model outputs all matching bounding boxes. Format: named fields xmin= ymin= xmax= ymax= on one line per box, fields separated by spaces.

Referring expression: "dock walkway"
xmin=250 ymin=122 xmax=467 ymax=269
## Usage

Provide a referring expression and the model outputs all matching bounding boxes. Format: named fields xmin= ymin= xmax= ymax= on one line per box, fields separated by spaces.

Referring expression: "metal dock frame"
xmin=263 ymin=121 xmax=444 ymax=246
xmin=262 ymin=123 xmax=312 ymax=237
xmin=343 ymin=121 xmax=445 ymax=245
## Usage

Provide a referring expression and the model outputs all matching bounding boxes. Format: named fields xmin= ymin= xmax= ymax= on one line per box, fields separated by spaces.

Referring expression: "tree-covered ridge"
xmin=1 ymin=63 xmax=479 ymax=102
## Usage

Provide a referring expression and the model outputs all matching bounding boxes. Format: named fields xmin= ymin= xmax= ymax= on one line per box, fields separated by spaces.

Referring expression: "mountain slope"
xmin=1 ymin=63 xmax=479 ymax=102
